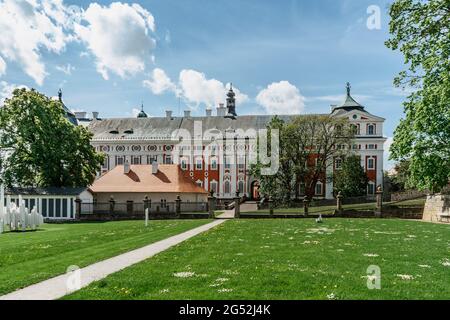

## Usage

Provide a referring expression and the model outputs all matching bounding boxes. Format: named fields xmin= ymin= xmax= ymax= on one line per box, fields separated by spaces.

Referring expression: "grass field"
xmin=0 ymin=219 xmax=210 ymax=295
xmin=251 ymin=198 xmax=425 ymax=215
xmin=64 ymin=218 xmax=450 ymax=300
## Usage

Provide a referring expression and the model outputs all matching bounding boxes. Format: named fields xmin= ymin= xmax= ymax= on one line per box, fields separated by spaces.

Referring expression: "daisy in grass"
xmin=363 ymin=253 xmax=379 ymax=257
xmin=218 ymin=288 xmax=233 ymax=293
xmin=442 ymin=259 xmax=450 ymax=267
xmin=418 ymin=264 xmax=431 ymax=268
xmin=173 ymin=271 xmax=195 ymax=278
xmin=327 ymin=293 xmax=336 ymax=300
xmin=397 ymin=274 xmax=414 ymax=280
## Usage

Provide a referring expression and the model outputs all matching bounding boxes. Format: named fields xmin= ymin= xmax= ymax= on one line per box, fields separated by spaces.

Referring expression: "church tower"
xmin=225 ymin=83 xmax=237 ymax=117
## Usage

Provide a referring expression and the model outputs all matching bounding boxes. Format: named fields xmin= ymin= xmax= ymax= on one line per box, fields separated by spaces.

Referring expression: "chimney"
xmin=124 ymin=160 xmax=130 ymax=174
xmin=166 ymin=110 xmax=173 ymax=119
xmin=152 ymin=161 xmax=158 ymax=174
xmin=205 ymin=108 xmax=212 ymax=117
xmin=184 ymin=110 xmax=191 ymax=118
xmin=217 ymin=103 xmax=226 ymax=116
xmin=74 ymin=111 xmax=87 ymax=119
xmin=92 ymin=111 xmax=99 ymax=120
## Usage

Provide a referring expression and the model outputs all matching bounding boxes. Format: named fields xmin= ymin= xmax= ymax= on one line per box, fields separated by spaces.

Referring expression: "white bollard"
xmin=145 ymin=208 xmax=149 ymax=227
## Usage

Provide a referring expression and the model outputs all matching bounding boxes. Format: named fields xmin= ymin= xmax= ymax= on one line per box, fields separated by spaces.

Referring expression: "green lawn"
xmin=251 ymin=198 xmax=425 ymax=215
xmin=65 ymin=218 xmax=450 ymax=300
xmin=0 ymin=219 xmax=210 ymax=295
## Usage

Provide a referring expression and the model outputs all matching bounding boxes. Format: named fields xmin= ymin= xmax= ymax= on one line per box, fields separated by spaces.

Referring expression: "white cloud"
xmin=143 ymin=68 xmax=249 ymax=108
xmin=0 ymin=81 xmax=28 ymax=106
xmin=0 ymin=56 xmax=6 ymax=76
xmin=130 ymin=108 xmax=141 ymax=118
xmin=75 ymin=2 xmax=156 ymax=80
xmin=0 ymin=0 xmax=77 ymax=85
xmin=178 ymin=69 xmax=248 ymax=107
xmin=143 ymin=68 xmax=178 ymax=95
xmin=256 ymin=81 xmax=305 ymax=114
xmin=56 ymin=63 xmax=75 ymax=75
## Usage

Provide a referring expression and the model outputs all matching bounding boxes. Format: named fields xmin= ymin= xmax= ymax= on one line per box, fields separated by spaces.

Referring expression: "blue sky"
xmin=0 ymin=0 xmax=409 ymax=169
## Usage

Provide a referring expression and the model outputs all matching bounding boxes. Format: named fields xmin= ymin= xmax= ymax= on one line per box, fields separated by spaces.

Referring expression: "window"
xmin=224 ymin=181 xmax=231 ymax=194
xmin=351 ymin=124 xmax=360 ymax=135
xmin=225 ymin=156 xmax=232 ymax=169
xmin=367 ymin=124 xmax=376 ymax=135
xmin=196 ymin=180 xmax=203 ymax=188
xmin=195 ymin=158 xmax=203 ymax=170
xmin=115 ymin=156 xmax=125 ymax=166
xmin=299 ymin=183 xmax=306 ymax=195
xmin=210 ymin=181 xmax=218 ymax=195
xmin=210 ymin=158 xmax=218 ymax=170
xmin=368 ymin=183 xmax=375 ymax=195
xmin=367 ymin=144 xmax=376 ymax=150
xmin=102 ymin=156 xmax=109 ymax=170
xmin=164 ymin=155 xmax=173 ymax=164
xmin=160 ymin=199 xmax=167 ymax=208
xmin=131 ymin=155 xmax=141 ymax=165
xmin=315 ymin=182 xmax=323 ymax=196
xmin=368 ymin=158 xmax=375 ymax=170
xmin=335 ymin=158 xmax=342 ymax=170
xmin=147 ymin=155 xmax=157 ymax=164
xmin=238 ymin=156 xmax=245 ymax=170
xmin=238 ymin=180 xmax=245 ymax=194
xmin=180 ymin=158 xmax=188 ymax=170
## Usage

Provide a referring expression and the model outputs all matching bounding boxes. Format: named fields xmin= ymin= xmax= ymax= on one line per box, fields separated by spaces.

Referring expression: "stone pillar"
xmin=126 ymin=200 xmax=133 ymax=215
xmin=303 ymin=196 xmax=309 ymax=216
xmin=375 ymin=185 xmax=383 ymax=217
xmin=74 ymin=198 xmax=81 ymax=220
xmin=268 ymin=196 xmax=274 ymax=216
xmin=234 ymin=191 xmax=240 ymax=219
xmin=175 ymin=195 xmax=181 ymax=218
xmin=109 ymin=196 xmax=115 ymax=215
xmin=336 ymin=191 xmax=343 ymax=214
xmin=208 ymin=190 xmax=216 ymax=219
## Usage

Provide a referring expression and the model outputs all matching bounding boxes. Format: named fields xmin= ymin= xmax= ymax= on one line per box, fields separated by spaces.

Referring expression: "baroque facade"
xmin=82 ymin=83 xmax=386 ymax=200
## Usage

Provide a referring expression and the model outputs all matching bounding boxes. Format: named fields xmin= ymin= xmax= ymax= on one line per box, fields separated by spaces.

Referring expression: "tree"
xmin=250 ymin=114 xmax=354 ymax=204
xmin=287 ymin=115 xmax=354 ymax=199
xmin=389 ymin=160 xmax=412 ymax=191
xmin=0 ymin=88 xmax=104 ymax=188
xmin=333 ymin=155 xmax=368 ymax=197
xmin=386 ymin=0 xmax=450 ymax=193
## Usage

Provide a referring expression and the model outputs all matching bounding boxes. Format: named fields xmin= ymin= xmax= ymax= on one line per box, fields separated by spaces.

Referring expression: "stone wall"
xmin=423 ymin=194 xmax=450 ymax=223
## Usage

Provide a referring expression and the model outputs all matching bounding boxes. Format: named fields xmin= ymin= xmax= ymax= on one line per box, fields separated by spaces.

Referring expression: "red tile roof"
xmin=89 ymin=165 xmax=207 ymax=194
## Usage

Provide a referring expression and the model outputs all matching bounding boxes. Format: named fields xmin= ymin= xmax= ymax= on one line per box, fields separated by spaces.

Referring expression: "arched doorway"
xmin=250 ymin=181 xmax=260 ymax=201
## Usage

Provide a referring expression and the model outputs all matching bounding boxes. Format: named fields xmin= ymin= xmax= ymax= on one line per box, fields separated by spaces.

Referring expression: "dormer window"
xmin=109 ymin=129 xmax=119 ymax=134
xmin=124 ymin=129 xmax=134 ymax=134
xmin=367 ymin=124 xmax=376 ymax=135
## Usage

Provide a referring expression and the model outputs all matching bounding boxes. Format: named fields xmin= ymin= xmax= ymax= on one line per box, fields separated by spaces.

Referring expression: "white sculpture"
xmin=0 ymin=185 xmax=44 ymax=234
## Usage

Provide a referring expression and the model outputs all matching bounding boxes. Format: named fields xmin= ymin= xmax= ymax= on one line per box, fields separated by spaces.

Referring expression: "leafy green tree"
xmin=250 ymin=115 xmax=354 ymax=204
xmin=0 ymin=88 xmax=104 ymax=188
xmin=333 ymin=155 xmax=368 ymax=197
xmin=386 ymin=0 xmax=450 ymax=193
xmin=389 ymin=160 xmax=412 ymax=191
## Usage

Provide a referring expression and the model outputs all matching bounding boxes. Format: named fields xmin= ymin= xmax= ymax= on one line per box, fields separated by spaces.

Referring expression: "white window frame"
xmin=368 ymin=158 xmax=375 ymax=170
xmin=335 ymin=158 xmax=342 ymax=170
xmin=195 ymin=158 xmax=203 ymax=170
xmin=315 ymin=182 xmax=323 ymax=196
xmin=210 ymin=157 xmax=218 ymax=170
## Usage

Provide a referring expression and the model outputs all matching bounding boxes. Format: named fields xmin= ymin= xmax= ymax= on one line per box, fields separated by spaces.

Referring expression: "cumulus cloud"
xmin=143 ymin=68 xmax=248 ymax=108
xmin=0 ymin=56 xmax=6 ymax=76
xmin=256 ymin=81 xmax=305 ymax=114
xmin=0 ymin=0 xmax=78 ymax=85
xmin=178 ymin=69 xmax=248 ymax=107
xmin=143 ymin=68 xmax=178 ymax=95
xmin=0 ymin=81 xmax=28 ymax=106
xmin=75 ymin=2 xmax=156 ymax=80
